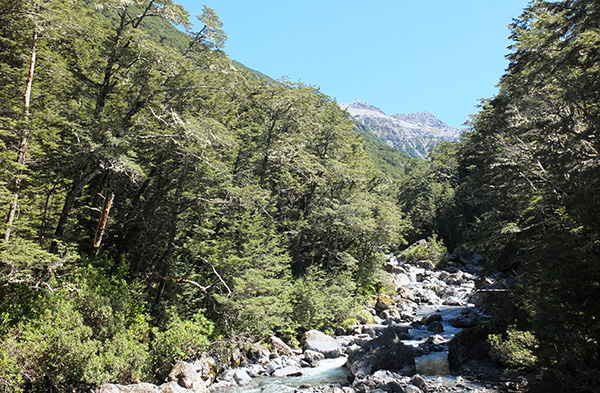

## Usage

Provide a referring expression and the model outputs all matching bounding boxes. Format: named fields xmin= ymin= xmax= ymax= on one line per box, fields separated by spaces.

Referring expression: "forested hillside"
xmin=456 ymin=1 xmax=600 ymax=391
xmin=417 ymin=1 xmax=600 ymax=391
xmin=1 ymin=0 xmax=599 ymax=392
xmin=0 ymin=1 xmax=407 ymax=390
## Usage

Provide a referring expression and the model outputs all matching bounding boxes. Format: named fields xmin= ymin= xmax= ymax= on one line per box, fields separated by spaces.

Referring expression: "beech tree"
xmin=458 ymin=1 xmax=600 ymax=391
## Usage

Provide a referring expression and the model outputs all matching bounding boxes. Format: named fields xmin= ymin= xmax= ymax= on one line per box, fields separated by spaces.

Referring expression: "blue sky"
xmin=177 ymin=1 xmax=531 ymax=128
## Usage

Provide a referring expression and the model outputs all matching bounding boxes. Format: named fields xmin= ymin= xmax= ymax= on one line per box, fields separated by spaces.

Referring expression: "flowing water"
xmin=214 ymin=357 xmax=349 ymax=393
xmin=214 ymin=262 xmax=487 ymax=391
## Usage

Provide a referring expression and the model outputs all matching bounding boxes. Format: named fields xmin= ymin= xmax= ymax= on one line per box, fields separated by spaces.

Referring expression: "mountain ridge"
xmin=340 ymin=100 xmax=464 ymax=159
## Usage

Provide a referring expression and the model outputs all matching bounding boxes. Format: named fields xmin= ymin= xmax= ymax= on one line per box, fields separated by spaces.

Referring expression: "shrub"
xmin=292 ymin=268 xmax=361 ymax=334
xmin=151 ymin=311 xmax=214 ymax=380
xmin=401 ymin=233 xmax=447 ymax=267
xmin=489 ymin=326 xmax=538 ymax=370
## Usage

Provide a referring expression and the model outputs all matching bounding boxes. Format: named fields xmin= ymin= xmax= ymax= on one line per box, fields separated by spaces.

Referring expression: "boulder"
xmin=424 ymin=334 xmax=448 ymax=346
xmin=159 ymin=382 xmax=192 ymax=393
xmin=375 ymin=294 xmax=395 ymax=311
xmin=304 ymin=330 xmax=343 ymax=358
xmin=394 ymin=273 xmax=410 ymax=287
xmin=167 ymin=361 xmax=209 ymax=393
xmin=450 ymin=308 xmax=479 ymax=328
xmin=421 ymin=313 xmax=442 ymax=326
xmin=272 ymin=366 xmax=303 ymax=377
xmin=384 ymin=262 xmax=407 ymax=275
xmin=265 ymin=357 xmax=284 ymax=374
xmin=448 ymin=325 xmax=491 ymax=369
xmin=380 ymin=308 xmax=402 ymax=321
xmin=346 ymin=329 xmax=415 ymax=379
xmin=96 ymin=383 xmax=161 ymax=393
xmin=409 ymin=374 xmax=428 ymax=391
xmin=415 ymin=260 xmax=435 ymax=270
xmin=232 ymin=369 xmax=252 ymax=385
xmin=404 ymin=386 xmax=423 ymax=393
xmin=304 ymin=349 xmax=325 ymax=365
xmin=426 ymin=321 xmax=444 ymax=334
xmin=245 ymin=364 xmax=265 ymax=377
xmin=192 ymin=355 xmax=217 ymax=385
xmin=269 ymin=335 xmax=294 ymax=357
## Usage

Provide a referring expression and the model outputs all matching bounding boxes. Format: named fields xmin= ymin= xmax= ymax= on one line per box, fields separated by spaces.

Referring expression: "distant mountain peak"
xmin=340 ymin=101 xmax=464 ymax=159
xmin=339 ymin=100 xmax=388 ymax=118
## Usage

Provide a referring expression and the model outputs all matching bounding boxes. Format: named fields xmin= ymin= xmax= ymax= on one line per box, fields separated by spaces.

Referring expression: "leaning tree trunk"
xmin=5 ymin=20 xmax=39 ymax=242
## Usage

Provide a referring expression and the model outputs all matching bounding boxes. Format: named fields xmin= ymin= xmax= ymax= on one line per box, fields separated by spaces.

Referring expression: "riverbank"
xmin=97 ymin=246 xmax=526 ymax=393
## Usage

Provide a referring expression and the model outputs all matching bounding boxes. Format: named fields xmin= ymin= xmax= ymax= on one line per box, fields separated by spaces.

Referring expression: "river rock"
xmin=424 ymin=334 xmax=448 ymax=346
xmin=393 ymin=273 xmax=411 ymax=288
xmin=273 ymin=365 xmax=303 ymax=377
xmin=192 ymin=356 xmax=217 ymax=385
xmin=403 ymin=386 xmax=423 ymax=393
xmin=380 ymin=308 xmax=402 ymax=321
xmin=304 ymin=349 xmax=325 ymax=365
xmin=346 ymin=329 xmax=415 ymax=379
xmin=426 ymin=321 xmax=444 ymax=334
xmin=384 ymin=262 xmax=406 ymax=275
xmin=265 ymin=357 xmax=284 ymax=374
xmin=269 ymin=335 xmax=294 ymax=356
xmin=450 ymin=308 xmax=479 ymax=328
xmin=304 ymin=330 xmax=343 ymax=358
xmin=245 ymin=363 xmax=264 ymax=377
xmin=160 ymin=381 xmax=193 ymax=393
xmin=421 ymin=313 xmax=442 ymax=326
xmin=232 ymin=369 xmax=252 ymax=385
xmin=96 ymin=383 xmax=162 ymax=393
xmin=167 ymin=361 xmax=209 ymax=393
xmin=375 ymin=294 xmax=394 ymax=310
xmin=448 ymin=325 xmax=491 ymax=369
xmin=408 ymin=375 xmax=428 ymax=390
xmin=415 ymin=260 xmax=435 ymax=270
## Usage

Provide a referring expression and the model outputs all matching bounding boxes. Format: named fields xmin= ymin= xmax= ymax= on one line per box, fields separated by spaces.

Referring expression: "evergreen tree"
xmin=458 ymin=1 xmax=600 ymax=390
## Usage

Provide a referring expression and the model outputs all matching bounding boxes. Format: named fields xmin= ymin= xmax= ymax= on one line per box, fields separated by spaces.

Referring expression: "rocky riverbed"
xmin=96 ymin=247 xmax=525 ymax=393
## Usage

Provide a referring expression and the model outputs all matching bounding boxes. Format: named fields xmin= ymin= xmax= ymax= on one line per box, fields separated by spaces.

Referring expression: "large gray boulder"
xmin=96 ymin=383 xmax=162 ymax=393
xmin=269 ymin=335 xmax=294 ymax=357
xmin=167 ymin=361 xmax=209 ymax=393
xmin=160 ymin=382 xmax=192 ymax=393
xmin=346 ymin=329 xmax=415 ymax=379
xmin=304 ymin=349 xmax=325 ymax=366
xmin=448 ymin=325 xmax=491 ymax=369
xmin=272 ymin=366 xmax=303 ymax=377
xmin=303 ymin=330 xmax=343 ymax=358
xmin=232 ymin=369 xmax=252 ymax=385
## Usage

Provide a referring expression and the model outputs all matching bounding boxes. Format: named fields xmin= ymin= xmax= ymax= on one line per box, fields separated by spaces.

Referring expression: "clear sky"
xmin=176 ymin=1 xmax=531 ymax=128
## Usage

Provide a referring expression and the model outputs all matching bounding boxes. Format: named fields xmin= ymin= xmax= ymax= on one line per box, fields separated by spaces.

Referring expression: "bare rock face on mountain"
xmin=339 ymin=100 xmax=464 ymax=159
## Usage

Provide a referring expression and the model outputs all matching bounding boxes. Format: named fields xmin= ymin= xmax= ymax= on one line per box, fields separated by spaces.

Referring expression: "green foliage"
xmin=0 ymin=0 xmax=411 ymax=389
xmin=489 ymin=326 xmax=537 ymax=370
xmin=150 ymin=311 xmax=214 ymax=380
xmin=397 ymin=141 xmax=461 ymax=246
xmin=210 ymin=211 xmax=294 ymax=338
xmin=292 ymin=268 xmax=362 ymax=334
xmin=401 ymin=234 xmax=448 ymax=268
xmin=455 ymin=1 xmax=600 ymax=391
xmin=0 ymin=264 xmax=154 ymax=391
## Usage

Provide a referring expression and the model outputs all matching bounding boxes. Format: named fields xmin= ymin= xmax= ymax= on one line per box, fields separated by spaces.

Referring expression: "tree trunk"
xmin=53 ymin=169 xmax=98 ymax=241
xmin=4 ymin=20 xmax=39 ymax=242
xmin=94 ymin=192 xmax=115 ymax=248
xmin=152 ymin=159 xmax=189 ymax=312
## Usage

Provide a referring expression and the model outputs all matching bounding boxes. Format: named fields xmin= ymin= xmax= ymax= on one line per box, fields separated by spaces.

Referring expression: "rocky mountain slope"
xmin=340 ymin=101 xmax=464 ymax=159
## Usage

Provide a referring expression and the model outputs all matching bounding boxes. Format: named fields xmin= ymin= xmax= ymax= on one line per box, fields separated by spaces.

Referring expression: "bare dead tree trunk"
xmin=5 ymin=20 xmax=39 ymax=242
xmin=94 ymin=192 xmax=115 ymax=248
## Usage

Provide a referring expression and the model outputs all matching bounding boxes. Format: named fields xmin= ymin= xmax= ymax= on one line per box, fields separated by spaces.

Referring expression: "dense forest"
xmin=0 ymin=0 xmax=598 ymax=392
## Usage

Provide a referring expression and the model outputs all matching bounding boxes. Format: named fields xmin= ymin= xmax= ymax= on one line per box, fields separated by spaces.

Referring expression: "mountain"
xmin=339 ymin=100 xmax=464 ymax=159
